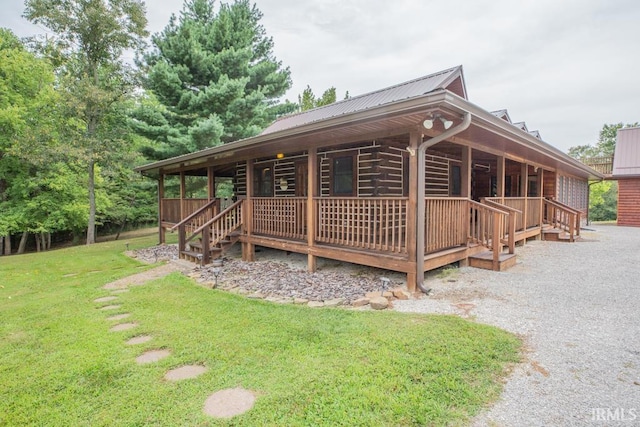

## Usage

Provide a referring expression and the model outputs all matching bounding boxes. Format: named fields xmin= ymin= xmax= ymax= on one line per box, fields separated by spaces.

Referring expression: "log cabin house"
xmin=135 ymin=66 xmax=603 ymax=292
xmin=612 ymin=127 xmax=640 ymax=227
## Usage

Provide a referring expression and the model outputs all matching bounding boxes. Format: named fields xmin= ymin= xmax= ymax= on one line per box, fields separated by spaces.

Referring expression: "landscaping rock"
xmin=392 ymin=289 xmax=411 ymax=300
xmin=247 ymin=292 xmax=265 ymax=299
xmin=370 ymin=296 xmax=389 ymax=310
xmin=324 ymin=298 xmax=344 ymax=307
xmin=293 ymin=298 xmax=309 ymax=305
xmin=307 ymin=301 xmax=324 ymax=308
xmin=352 ymin=297 xmax=370 ymax=307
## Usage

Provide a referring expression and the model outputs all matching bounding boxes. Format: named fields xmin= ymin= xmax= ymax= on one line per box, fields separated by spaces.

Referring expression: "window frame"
xmin=328 ymin=152 xmax=357 ymax=196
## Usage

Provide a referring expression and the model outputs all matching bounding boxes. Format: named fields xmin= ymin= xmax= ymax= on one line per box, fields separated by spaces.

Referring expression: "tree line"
xmin=1 ymin=0 xmax=340 ymax=255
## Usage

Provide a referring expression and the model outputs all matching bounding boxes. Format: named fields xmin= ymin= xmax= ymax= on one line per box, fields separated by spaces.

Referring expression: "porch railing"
xmin=425 ymin=198 xmax=468 ymax=253
xmin=161 ymin=198 xmax=212 ymax=224
xmin=543 ymin=198 xmax=580 ymax=241
xmin=253 ymin=197 xmax=307 ymax=241
xmin=468 ymin=200 xmax=507 ymax=267
xmin=485 ymin=197 xmax=543 ymax=230
xmin=315 ymin=197 xmax=408 ymax=254
xmin=481 ymin=198 xmax=519 ymax=254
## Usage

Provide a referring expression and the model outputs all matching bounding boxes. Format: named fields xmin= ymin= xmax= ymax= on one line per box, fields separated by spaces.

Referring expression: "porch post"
xmin=243 ymin=159 xmax=255 ymax=261
xmin=521 ymin=163 xmax=529 ymax=234
xmin=207 ymin=166 xmax=216 ymax=200
xmin=407 ymin=130 xmax=421 ymax=292
xmin=158 ymin=173 xmax=165 ymax=244
xmin=179 ymin=171 xmax=186 ymax=221
xmin=307 ymin=148 xmax=318 ymax=272
xmin=496 ymin=156 xmax=505 ymax=201
xmin=461 ymin=146 xmax=472 ymax=198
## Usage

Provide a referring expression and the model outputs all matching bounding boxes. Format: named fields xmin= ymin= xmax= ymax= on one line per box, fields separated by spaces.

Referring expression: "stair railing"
xmin=543 ymin=198 xmax=580 ymax=241
xmin=468 ymin=200 xmax=510 ymax=270
xmin=480 ymin=198 xmax=520 ymax=254
xmin=180 ymin=200 xmax=244 ymax=264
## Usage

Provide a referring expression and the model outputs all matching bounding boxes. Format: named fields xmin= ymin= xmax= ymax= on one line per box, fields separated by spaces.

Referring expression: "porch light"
xmin=439 ymin=116 xmax=453 ymax=130
xmin=422 ymin=119 xmax=434 ymax=129
xmin=279 ymin=178 xmax=289 ymax=191
xmin=276 ymin=153 xmax=285 ymax=159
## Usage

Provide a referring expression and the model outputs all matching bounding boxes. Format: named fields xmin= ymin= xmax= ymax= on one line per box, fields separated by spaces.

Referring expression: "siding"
xmin=617 ymin=179 xmax=640 ymax=227
xmin=557 ymin=174 xmax=588 ymax=214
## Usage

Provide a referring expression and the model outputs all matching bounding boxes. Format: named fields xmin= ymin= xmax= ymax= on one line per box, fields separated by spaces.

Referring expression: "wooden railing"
xmin=161 ymin=198 xmax=212 ymax=224
xmin=486 ymin=197 xmax=543 ymax=230
xmin=253 ymin=197 xmax=307 ymax=241
xmin=425 ymin=198 xmax=468 ymax=253
xmin=170 ymin=199 xmax=219 ymax=233
xmin=315 ymin=197 xmax=408 ymax=254
xmin=481 ymin=198 xmax=519 ymax=254
xmin=468 ymin=200 xmax=507 ymax=269
xmin=179 ymin=200 xmax=244 ymax=264
xmin=544 ymin=198 xmax=580 ymax=241
xmin=581 ymin=155 xmax=613 ymax=175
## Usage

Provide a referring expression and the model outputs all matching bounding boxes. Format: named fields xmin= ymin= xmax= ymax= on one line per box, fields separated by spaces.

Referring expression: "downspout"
xmin=414 ymin=112 xmax=472 ymax=294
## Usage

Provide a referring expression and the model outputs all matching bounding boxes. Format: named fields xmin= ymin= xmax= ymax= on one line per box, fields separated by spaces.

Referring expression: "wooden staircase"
xmin=172 ymin=200 xmax=244 ymax=265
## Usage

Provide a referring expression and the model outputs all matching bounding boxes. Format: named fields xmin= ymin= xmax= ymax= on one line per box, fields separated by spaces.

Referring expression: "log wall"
xmin=617 ymin=179 xmax=640 ymax=227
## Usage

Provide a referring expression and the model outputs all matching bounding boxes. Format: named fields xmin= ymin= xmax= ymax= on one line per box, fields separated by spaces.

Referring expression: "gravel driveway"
xmin=395 ymin=224 xmax=640 ymax=426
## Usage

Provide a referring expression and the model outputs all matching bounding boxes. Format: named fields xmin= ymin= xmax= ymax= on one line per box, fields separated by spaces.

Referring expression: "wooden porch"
xmin=163 ymin=194 xmax=581 ymax=291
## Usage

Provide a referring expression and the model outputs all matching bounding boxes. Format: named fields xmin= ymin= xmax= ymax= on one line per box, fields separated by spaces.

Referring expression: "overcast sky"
xmin=2 ymin=0 xmax=639 ymax=152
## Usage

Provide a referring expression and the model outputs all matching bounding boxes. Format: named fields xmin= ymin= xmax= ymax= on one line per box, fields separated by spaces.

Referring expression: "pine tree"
xmin=133 ymin=0 xmax=293 ymax=160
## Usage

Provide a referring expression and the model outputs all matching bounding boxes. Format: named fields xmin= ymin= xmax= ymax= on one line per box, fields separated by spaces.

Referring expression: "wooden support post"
xmin=158 ymin=173 xmax=165 ymax=244
xmin=537 ymin=168 xmax=544 ymax=239
xmin=202 ymin=224 xmax=210 ymax=265
xmin=180 ymin=171 xmax=186 ymax=221
xmin=496 ymin=156 xmax=505 ymax=201
xmin=208 ymin=166 xmax=216 ymax=200
xmin=521 ymin=163 xmax=528 ymax=239
xmin=243 ymin=159 xmax=255 ymax=262
xmin=461 ymin=146 xmax=472 ymax=198
xmin=407 ymin=131 xmax=421 ymax=292
xmin=307 ymin=148 xmax=318 ymax=272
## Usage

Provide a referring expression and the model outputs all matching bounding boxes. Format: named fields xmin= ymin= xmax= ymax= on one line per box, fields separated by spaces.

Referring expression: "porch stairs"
xmin=172 ymin=200 xmax=244 ymax=265
xmin=469 ymin=251 xmax=517 ymax=271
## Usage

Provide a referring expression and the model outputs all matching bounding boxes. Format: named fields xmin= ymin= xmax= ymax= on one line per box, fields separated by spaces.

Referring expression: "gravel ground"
xmin=395 ymin=225 xmax=640 ymax=426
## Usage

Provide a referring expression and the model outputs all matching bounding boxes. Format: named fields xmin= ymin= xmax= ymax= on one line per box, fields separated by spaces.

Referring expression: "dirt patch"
xmin=136 ymin=349 xmax=171 ymax=364
xmin=203 ymin=388 xmax=256 ymax=419
xmin=126 ymin=335 xmax=153 ymax=345
xmin=164 ymin=365 xmax=208 ymax=381
xmin=103 ymin=263 xmax=187 ymax=290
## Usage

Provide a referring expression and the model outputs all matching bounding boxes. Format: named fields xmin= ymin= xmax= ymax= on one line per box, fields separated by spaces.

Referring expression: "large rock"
xmin=392 ymin=289 xmax=411 ymax=300
xmin=369 ymin=296 xmax=389 ymax=310
xmin=324 ymin=298 xmax=344 ymax=307
xmin=352 ymin=297 xmax=370 ymax=307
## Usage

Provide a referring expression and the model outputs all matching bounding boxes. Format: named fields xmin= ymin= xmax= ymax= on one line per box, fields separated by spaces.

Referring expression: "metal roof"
xmin=613 ymin=127 xmax=640 ymax=177
xmin=261 ymin=66 xmax=465 ymax=135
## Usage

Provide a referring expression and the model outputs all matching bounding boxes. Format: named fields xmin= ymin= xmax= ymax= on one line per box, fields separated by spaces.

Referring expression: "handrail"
xmin=187 ymin=199 xmax=243 ymax=242
xmin=170 ymin=198 xmax=218 ymax=231
xmin=543 ymin=198 xmax=580 ymax=240
xmin=481 ymin=198 xmax=519 ymax=254
xmin=468 ymin=199 xmax=508 ymax=269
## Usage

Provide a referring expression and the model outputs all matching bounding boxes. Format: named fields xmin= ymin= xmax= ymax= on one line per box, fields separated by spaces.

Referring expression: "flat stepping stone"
xmin=106 ymin=313 xmax=131 ymax=321
xmin=126 ymin=335 xmax=152 ymax=345
xmin=94 ymin=296 xmax=118 ymax=303
xmin=164 ymin=365 xmax=208 ymax=381
xmin=110 ymin=289 xmax=129 ymax=294
xmin=203 ymin=388 xmax=256 ymax=419
xmin=109 ymin=322 xmax=138 ymax=332
xmin=62 ymin=273 xmax=78 ymax=277
xmin=136 ymin=349 xmax=171 ymax=364
xmin=103 ymin=264 xmax=184 ymax=290
xmin=99 ymin=305 xmax=121 ymax=311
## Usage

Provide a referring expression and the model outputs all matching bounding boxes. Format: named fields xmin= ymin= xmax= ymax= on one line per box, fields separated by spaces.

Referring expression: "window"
xmin=450 ymin=165 xmax=461 ymax=196
xmin=253 ymin=164 xmax=273 ymax=197
xmin=331 ymin=156 xmax=355 ymax=196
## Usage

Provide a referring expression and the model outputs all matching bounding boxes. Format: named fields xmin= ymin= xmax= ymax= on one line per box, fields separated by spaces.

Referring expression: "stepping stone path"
xmin=109 ymin=322 xmax=138 ymax=332
xmin=95 ymin=261 xmax=257 ymax=419
xmin=136 ymin=349 xmax=171 ymax=365
xmin=94 ymin=296 xmax=118 ymax=303
xmin=106 ymin=313 xmax=131 ymax=321
xmin=126 ymin=335 xmax=153 ymax=345
xmin=164 ymin=365 xmax=208 ymax=381
xmin=203 ymin=388 xmax=256 ymax=419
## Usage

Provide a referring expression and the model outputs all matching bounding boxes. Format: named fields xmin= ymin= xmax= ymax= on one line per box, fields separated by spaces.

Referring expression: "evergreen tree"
xmin=133 ymin=0 xmax=292 ymax=160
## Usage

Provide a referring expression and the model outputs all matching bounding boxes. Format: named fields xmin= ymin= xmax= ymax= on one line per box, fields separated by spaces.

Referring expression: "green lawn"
xmin=0 ymin=234 xmax=520 ymax=426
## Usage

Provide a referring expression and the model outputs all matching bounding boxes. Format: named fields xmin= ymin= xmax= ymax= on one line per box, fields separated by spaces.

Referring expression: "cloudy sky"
xmin=2 ymin=0 xmax=639 ymax=152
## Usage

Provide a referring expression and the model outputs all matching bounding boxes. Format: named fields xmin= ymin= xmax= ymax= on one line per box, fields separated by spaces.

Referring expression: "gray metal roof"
xmin=613 ymin=127 xmax=640 ymax=177
xmin=261 ymin=66 xmax=465 ymax=135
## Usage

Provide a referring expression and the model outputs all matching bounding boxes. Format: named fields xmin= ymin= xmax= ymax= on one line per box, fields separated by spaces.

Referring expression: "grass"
xmin=0 ymin=235 xmax=520 ymax=426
